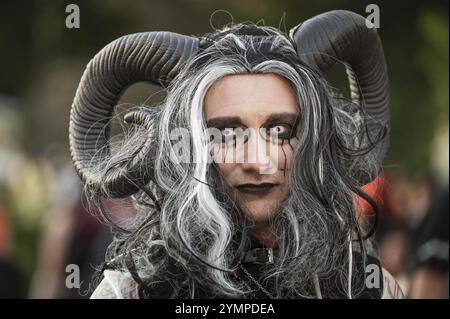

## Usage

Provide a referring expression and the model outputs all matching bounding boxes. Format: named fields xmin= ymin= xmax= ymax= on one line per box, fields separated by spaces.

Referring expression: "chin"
xmin=246 ymin=204 xmax=278 ymax=224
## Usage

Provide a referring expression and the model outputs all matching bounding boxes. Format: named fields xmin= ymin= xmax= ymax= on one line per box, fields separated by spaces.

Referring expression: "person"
xmin=409 ymin=189 xmax=449 ymax=298
xmin=0 ymin=205 xmax=25 ymax=298
xmin=68 ymin=10 xmax=404 ymax=299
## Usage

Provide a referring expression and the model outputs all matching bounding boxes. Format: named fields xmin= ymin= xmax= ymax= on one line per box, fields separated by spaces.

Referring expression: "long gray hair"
xmin=70 ymin=11 xmax=390 ymax=298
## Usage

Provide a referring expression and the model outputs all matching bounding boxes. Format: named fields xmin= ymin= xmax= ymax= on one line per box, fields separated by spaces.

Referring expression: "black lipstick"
xmin=236 ymin=183 xmax=278 ymax=196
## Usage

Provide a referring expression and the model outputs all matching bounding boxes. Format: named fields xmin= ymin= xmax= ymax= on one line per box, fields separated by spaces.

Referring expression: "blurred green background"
xmin=0 ymin=0 xmax=448 ymax=296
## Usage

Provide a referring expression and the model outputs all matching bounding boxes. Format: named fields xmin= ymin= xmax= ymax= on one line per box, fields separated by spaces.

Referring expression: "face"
xmin=204 ymin=73 xmax=300 ymax=226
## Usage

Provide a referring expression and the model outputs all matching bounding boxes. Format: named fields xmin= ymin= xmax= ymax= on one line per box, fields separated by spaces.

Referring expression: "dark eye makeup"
xmin=266 ymin=123 xmax=296 ymax=141
xmin=206 ymin=112 xmax=300 ymax=146
xmin=210 ymin=121 xmax=298 ymax=146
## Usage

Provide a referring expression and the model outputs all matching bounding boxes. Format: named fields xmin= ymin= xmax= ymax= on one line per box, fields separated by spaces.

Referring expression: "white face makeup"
xmin=204 ymin=73 xmax=300 ymax=226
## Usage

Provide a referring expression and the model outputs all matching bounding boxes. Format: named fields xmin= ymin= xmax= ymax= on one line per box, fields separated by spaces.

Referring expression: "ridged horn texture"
xmin=69 ymin=32 xmax=199 ymax=197
xmin=290 ymin=10 xmax=390 ymax=184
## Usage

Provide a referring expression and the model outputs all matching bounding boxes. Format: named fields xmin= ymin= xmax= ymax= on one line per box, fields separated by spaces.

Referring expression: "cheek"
xmin=216 ymin=162 xmax=236 ymax=179
xmin=210 ymin=144 xmax=236 ymax=178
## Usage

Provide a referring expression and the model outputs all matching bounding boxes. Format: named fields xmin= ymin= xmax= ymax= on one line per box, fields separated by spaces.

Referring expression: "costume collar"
xmin=242 ymin=233 xmax=277 ymax=265
xmin=243 ymin=247 xmax=274 ymax=264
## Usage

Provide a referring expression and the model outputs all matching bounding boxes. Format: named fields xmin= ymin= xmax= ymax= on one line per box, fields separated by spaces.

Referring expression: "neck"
xmin=251 ymin=222 xmax=279 ymax=248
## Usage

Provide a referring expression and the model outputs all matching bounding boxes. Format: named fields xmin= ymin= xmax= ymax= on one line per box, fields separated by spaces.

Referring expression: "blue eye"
xmin=268 ymin=124 xmax=294 ymax=141
xmin=221 ymin=128 xmax=235 ymax=137
xmin=220 ymin=128 xmax=235 ymax=144
xmin=270 ymin=125 xmax=288 ymax=135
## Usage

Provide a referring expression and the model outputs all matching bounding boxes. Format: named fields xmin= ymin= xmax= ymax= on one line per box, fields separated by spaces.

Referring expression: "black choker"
xmin=242 ymin=247 xmax=274 ymax=265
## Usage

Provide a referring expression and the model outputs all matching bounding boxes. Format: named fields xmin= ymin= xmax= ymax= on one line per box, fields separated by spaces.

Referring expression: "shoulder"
xmin=90 ymin=269 xmax=139 ymax=299
xmin=381 ymin=267 xmax=405 ymax=299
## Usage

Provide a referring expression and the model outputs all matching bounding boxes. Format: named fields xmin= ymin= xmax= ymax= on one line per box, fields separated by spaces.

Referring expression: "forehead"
xmin=204 ymin=73 xmax=299 ymax=121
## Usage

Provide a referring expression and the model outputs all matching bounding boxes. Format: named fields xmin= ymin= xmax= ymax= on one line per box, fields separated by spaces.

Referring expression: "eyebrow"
xmin=206 ymin=112 xmax=299 ymax=128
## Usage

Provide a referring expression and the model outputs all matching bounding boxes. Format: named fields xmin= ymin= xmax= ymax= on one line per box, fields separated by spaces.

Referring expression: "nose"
xmin=238 ymin=128 xmax=278 ymax=175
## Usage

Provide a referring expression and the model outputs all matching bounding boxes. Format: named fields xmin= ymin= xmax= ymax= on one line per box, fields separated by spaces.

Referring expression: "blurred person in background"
xmin=368 ymin=168 xmax=436 ymax=297
xmin=357 ymin=169 xmax=415 ymax=295
xmin=0 ymin=201 xmax=26 ymax=298
xmin=409 ymin=189 xmax=449 ymax=298
xmin=30 ymin=165 xmax=116 ymax=298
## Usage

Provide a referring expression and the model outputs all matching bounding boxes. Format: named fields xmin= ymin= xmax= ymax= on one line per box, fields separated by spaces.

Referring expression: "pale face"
xmin=204 ymin=73 xmax=300 ymax=227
